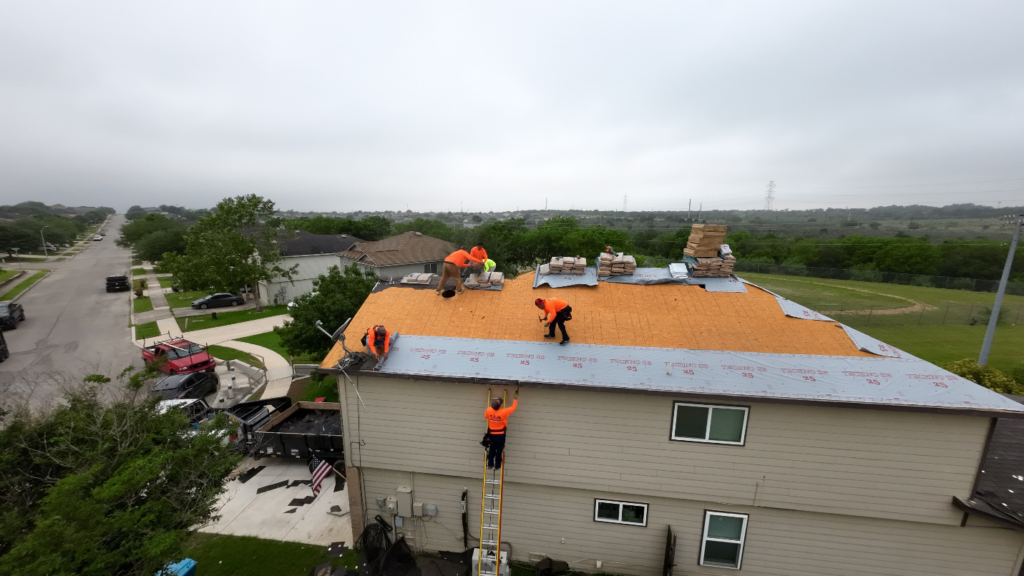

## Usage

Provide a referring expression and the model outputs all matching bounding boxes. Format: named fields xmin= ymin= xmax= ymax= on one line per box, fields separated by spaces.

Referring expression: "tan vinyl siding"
xmin=342 ymin=375 xmax=988 ymax=525
xmin=360 ymin=468 xmax=1024 ymax=576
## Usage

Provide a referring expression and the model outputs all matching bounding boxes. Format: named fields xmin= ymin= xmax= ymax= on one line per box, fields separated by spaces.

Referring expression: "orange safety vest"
xmin=445 ymin=249 xmax=482 ymax=268
xmin=484 ymin=399 xmax=518 ymax=434
xmin=542 ymin=298 xmax=569 ymax=322
xmin=367 ymin=326 xmax=390 ymax=354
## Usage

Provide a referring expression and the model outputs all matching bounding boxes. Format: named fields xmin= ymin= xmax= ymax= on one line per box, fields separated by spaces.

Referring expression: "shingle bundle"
xmin=400 ymin=273 xmax=436 ymax=285
xmin=597 ymin=253 xmax=637 ymax=276
xmin=466 ymin=272 xmax=505 ymax=287
xmin=549 ymin=256 xmax=586 ymax=275
xmin=684 ymin=224 xmax=728 ymax=258
xmin=689 ymin=254 xmax=736 ymax=278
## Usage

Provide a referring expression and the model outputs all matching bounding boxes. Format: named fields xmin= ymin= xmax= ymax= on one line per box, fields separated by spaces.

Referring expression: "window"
xmin=594 ymin=499 xmax=648 ymax=526
xmin=700 ymin=511 xmax=748 ymax=569
xmin=424 ymin=262 xmax=438 ymax=274
xmin=671 ymin=402 xmax=748 ymax=445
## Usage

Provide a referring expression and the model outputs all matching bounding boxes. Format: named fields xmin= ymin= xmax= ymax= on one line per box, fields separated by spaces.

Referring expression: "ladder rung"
xmin=485 ymin=495 xmax=501 ymax=499
xmin=485 ymin=480 xmax=501 ymax=484
xmin=484 ymin=508 xmax=500 ymax=514
xmin=482 ymin=540 xmax=498 ymax=546
xmin=483 ymin=524 xmax=499 ymax=530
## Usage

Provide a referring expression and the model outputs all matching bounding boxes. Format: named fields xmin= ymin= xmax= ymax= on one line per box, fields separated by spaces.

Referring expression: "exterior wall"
xmin=338 ymin=256 xmax=445 ymax=281
xmin=358 ymin=467 xmax=1024 ymax=576
xmin=341 ymin=375 xmax=990 ymax=526
xmin=260 ymin=254 xmax=342 ymax=305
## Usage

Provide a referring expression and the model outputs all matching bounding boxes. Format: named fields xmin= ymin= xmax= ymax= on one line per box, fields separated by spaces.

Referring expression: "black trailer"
xmin=225 ymin=396 xmax=293 ymax=449
xmin=254 ymin=401 xmax=343 ymax=461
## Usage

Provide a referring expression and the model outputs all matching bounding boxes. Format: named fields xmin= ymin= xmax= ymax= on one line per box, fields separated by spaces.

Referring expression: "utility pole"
xmin=40 ymin=226 xmax=49 ymax=259
xmin=688 ymin=199 xmax=692 ymax=220
xmin=623 ymin=195 xmax=628 ymax=212
xmin=847 ymin=206 xmax=851 ymax=222
xmin=698 ymin=202 xmax=702 ymax=221
xmin=979 ymin=214 xmax=1023 ymax=365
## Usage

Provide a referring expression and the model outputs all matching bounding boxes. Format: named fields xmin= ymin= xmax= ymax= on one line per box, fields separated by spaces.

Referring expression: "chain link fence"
xmin=796 ymin=302 xmax=1024 ymax=327
xmin=734 ymin=261 xmax=1024 ymax=296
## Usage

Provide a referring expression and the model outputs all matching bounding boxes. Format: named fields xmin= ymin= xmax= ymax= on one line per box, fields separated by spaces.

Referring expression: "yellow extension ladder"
xmin=477 ymin=390 xmax=507 ymax=576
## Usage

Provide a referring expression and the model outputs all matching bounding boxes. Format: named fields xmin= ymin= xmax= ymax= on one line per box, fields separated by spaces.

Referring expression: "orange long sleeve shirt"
xmin=470 ymin=246 xmax=488 ymax=263
xmin=542 ymin=298 xmax=569 ymax=322
xmin=484 ymin=399 xmax=518 ymax=434
xmin=445 ymin=249 xmax=482 ymax=268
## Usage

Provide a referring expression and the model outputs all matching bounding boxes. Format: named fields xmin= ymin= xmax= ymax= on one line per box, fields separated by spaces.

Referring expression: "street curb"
xmin=10 ymin=270 xmax=52 ymax=303
xmin=0 ymin=271 xmax=26 ymax=294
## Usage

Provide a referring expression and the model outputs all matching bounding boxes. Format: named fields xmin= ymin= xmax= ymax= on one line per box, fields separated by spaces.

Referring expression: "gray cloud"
xmin=1 ymin=1 xmax=1022 ymax=212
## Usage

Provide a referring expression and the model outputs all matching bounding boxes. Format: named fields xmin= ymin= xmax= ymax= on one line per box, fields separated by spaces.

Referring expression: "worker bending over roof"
xmin=437 ymin=247 xmax=482 ymax=295
xmin=536 ymin=297 xmax=572 ymax=345
xmin=363 ymin=325 xmax=392 ymax=363
xmin=470 ymin=243 xmax=488 ymax=266
xmin=483 ymin=258 xmax=496 ymax=273
xmin=484 ymin=389 xmax=518 ymax=470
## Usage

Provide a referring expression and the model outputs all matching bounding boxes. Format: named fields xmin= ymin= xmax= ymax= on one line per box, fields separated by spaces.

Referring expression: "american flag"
xmin=309 ymin=454 xmax=332 ymax=498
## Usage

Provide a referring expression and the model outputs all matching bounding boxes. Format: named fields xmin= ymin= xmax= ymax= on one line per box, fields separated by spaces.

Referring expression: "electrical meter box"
xmin=396 ymin=486 xmax=413 ymax=518
xmin=384 ymin=496 xmax=398 ymax=514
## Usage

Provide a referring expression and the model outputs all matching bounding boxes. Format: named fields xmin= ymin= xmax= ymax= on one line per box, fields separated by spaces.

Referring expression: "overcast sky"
xmin=2 ymin=1 xmax=1023 ymax=213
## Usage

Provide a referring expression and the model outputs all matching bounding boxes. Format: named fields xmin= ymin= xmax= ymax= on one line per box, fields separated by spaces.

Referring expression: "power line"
xmin=785 ymin=177 xmax=1024 ymax=190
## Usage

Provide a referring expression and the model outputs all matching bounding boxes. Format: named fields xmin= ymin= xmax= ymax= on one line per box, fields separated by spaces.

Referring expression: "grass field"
xmin=288 ymin=375 xmax=339 ymax=403
xmin=739 ymin=272 xmax=1024 ymax=373
xmin=158 ymin=276 xmax=175 ymax=288
xmin=0 ymin=270 xmax=17 ymax=284
xmin=165 ymin=290 xmax=205 ymax=309
xmin=133 ymin=296 xmax=154 ymax=314
xmin=131 ymin=267 xmax=147 ymax=276
xmin=177 ymin=306 xmax=288 ymax=332
xmin=0 ymin=271 xmax=47 ymax=300
xmin=135 ymin=321 xmax=161 ymax=340
xmin=207 ymin=345 xmax=265 ymax=369
xmin=184 ymin=533 xmax=358 ymax=576
xmin=237 ymin=331 xmax=289 ymax=359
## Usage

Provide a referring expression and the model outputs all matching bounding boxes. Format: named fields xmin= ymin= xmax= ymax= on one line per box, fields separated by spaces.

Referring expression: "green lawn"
xmin=131 ymin=267 xmax=147 ymax=276
xmin=132 ymin=258 xmax=143 ymax=266
xmin=0 ymin=270 xmax=17 ymax=284
xmin=177 ymin=306 xmax=288 ymax=332
xmin=158 ymin=276 xmax=176 ymax=289
xmin=135 ymin=321 xmax=161 ymax=340
xmin=296 ymin=376 xmax=339 ymax=402
xmin=207 ymin=345 xmax=265 ymax=369
xmin=165 ymin=290 xmax=205 ymax=309
xmin=237 ymin=331 xmax=289 ymax=359
xmin=0 ymin=271 xmax=47 ymax=300
xmin=133 ymin=296 xmax=154 ymax=314
xmin=183 ymin=533 xmax=358 ymax=576
xmin=852 ymin=324 xmax=1024 ymax=374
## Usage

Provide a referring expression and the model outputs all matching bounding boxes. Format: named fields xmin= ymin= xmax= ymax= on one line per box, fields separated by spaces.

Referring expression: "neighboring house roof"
xmin=338 ymin=231 xmax=454 ymax=267
xmin=320 ymin=272 xmax=1024 ymax=416
xmin=954 ymin=395 xmax=1024 ymax=528
xmin=277 ymin=230 xmax=362 ymax=257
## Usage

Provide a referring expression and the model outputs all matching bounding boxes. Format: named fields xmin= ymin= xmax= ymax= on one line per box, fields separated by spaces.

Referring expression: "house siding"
xmin=338 ymin=256 xmax=445 ymax=281
xmin=342 ymin=375 xmax=989 ymax=526
xmin=358 ymin=467 xmax=1024 ymax=576
xmin=260 ymin=254 xmax=343 ymax=305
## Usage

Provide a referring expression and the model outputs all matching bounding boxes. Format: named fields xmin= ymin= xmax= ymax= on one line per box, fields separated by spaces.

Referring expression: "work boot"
xmin=435 ymin=290 xmax=441 ymax=296
xmin=560 ymin=339 xmax=570 ymax=346
xmin=544 ymin=334 xmax=556 ymax=339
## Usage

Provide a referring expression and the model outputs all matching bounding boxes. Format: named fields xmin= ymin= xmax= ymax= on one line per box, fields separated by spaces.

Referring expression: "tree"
xmin=274 ymin=264 xmax=378 ymax=358
xmin=135 ymin=228 xmax=187 ymax=263
xmin=0 ymin=369 xmax=240 ymax=575
xmin=125 ymin=205 xmax=148 ymax=220
xmin=393 ymin=218 xmax=454 ymax=241
xmin=162 ymin=195 xmax=294 ymax=311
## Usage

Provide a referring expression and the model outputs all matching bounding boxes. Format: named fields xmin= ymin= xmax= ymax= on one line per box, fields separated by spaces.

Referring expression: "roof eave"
xmin=952 ymin=496 xmax=1024 ymax=530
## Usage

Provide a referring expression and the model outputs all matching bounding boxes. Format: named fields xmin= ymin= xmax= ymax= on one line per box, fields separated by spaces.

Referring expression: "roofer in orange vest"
xmin=469 ymin=244 xmax=488 ymax=267
xmin=536 ymin=297 xmax=572 ymax=345
xmin=437 ymin=247 xmax=482 ymax=295
xmin=363 ymin=325 xmax=391 ymax=363
xmin=484 ymin=390 xmax=519 ymax=469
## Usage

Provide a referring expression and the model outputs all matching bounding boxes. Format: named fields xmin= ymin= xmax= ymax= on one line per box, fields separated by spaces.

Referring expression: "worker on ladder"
xmin=484 ymin=389 xmax=518 ymax=470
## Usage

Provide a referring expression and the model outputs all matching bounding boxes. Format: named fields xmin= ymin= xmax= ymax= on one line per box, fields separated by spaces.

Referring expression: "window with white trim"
xmin=700 ymin=511 xmax=748 ymax=569
xmin=424 ymin=262 xmax=438 ymax=274
xmin=671 ymin=402 xmax=748 ymax=445
xmin=593 ymin=499 xmax=648 ymax=526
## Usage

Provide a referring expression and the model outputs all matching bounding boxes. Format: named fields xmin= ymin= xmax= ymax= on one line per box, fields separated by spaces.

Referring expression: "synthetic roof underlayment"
xmin=322 ymin=271 xmax=1024 ymax=415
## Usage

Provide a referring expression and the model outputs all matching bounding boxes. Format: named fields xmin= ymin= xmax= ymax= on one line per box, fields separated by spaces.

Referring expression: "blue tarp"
xmin=533 ymin=265 xmax=599 ymax=288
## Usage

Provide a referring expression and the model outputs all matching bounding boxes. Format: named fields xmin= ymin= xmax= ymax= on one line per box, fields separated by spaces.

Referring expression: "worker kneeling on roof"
xmin=363 ymin=325 xmax=392 ymax=363
xmin=484 ymin=389 xmax=518 ymax=470
xmin=536 ymin=297 xmax=572 ymax=345
xmin=437 ymin=247 xmax=482 ymax=295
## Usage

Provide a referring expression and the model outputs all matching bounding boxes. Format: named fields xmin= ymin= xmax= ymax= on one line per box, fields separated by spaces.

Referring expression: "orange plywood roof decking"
xmin=321 ymin=272 xmax=870 ymax=368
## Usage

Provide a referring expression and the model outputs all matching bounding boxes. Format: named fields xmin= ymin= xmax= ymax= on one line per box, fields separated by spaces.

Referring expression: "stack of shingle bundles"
xmin=551 ymin=256 xmax=586 ymax=275
xmin=539 ymin=263 xmax=551 ymax=275
xmin=684 ymin=224 xmax=728 ymax=258
xmin=597 ymin=253 xmax=637 ymax=276
xmin=689 ymin=255 xmax=736 ymax=278
xmin=401 ymin=273 xmax=435 ymax=285
xmin=466 ymin=272 xmax=506 ymax=287
xmin=597 ymin=252 xmax=614 ymax=277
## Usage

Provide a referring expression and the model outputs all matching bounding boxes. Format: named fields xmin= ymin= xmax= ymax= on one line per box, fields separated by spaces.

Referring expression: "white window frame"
xmin=593 ymin=499 xmax=648 ymax=527
xmin=670 ymin=402 xmax=749 ymax=445
xmin=699 ymin=511 xmax=748 ymax=570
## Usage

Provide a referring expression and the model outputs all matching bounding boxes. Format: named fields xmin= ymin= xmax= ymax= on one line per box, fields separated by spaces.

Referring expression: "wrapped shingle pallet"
xmin=689 ymin=253 xmax=736 ymax=278
xmin=550 ymin=256 xmax=586 ymax=275
xmin=401 ymin=273 xmax=436 ymax=285
xmin=684 ymin=224 xmax=728 ymax=258
xmin=597 ymin=253 xmax=637 ymax=276
xmin=466 ymin=272 xmax=506 ymax=287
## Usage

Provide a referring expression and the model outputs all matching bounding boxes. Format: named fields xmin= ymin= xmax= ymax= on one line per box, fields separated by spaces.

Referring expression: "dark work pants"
xmin=547 ymin=306 xmax=572 ymax=341
xmin=487 ymin=433 xmax=506 ymax=469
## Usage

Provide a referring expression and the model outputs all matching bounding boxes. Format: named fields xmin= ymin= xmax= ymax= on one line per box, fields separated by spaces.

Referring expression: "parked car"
xmin=151 ymin=372 xmax=219 ymax=400
xmin=105 ymin=274 xmax=131 ymax=292
xmin=0 ymin=329 xmax=9 ymax=363
xmin=191 ymin=293 xmax=244 ymax=309
xmin=0 ymin=301 xmax=26 ymax=330
xmin=141 ymin=339 xmax=216 ymax=374
xmin=39 ymin=243 xmax=57 ymax=252
xmin=92 ymin=234 xmax=102 ymax=241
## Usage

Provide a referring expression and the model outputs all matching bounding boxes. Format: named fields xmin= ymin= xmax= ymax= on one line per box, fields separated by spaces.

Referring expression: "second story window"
xmin=671 ymin=402 xmax=748 ymax=445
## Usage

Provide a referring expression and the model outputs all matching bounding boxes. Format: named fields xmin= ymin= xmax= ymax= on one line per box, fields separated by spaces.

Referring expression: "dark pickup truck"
xmin=106 ymin=274 xmax=131 ymax=293
xmin=255 ymin=401 xmax=343 ymax=460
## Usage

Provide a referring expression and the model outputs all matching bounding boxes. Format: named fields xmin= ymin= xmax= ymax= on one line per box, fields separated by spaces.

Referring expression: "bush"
xmin=944 ymin=359 xmax=1024 ymax=395
xmin=974 ymin=306 xmax=1009 ymax=326
xmin=1011 ymin=363 xmax=1024 ymax=386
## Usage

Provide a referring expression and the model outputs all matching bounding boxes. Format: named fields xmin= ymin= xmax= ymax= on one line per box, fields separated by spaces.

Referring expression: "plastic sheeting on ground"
xmin=533 ymin=265 xmax=599 ymax=288
xmin=375 ymin=335 xmax=1024 ymax=414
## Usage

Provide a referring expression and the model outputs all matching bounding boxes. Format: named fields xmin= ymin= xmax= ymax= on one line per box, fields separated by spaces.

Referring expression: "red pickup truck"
xmin=142 ymin=339 xmax=216 ymax=374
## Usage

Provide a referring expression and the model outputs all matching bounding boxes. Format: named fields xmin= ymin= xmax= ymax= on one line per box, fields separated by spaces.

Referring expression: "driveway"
xmin=0 ymin=214 xmax=142 ymax=406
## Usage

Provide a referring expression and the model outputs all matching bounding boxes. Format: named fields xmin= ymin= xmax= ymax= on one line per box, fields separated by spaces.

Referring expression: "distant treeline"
xmin=0 ymin=202 xmax=114 ymax=255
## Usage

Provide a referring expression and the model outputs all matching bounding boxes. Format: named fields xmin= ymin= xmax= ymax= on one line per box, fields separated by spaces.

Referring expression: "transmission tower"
xmin=763 ymin=181 xmax=776 ymax=211
xmin=623 ymin=195 xmax=628 ymax=212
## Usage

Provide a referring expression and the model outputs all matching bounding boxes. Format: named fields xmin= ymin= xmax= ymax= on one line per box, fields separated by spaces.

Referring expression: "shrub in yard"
xmin=1011 ymin=363 xmax=1024 ymax=387
xmin=944 ymin=359 xmax=1024 ymax=395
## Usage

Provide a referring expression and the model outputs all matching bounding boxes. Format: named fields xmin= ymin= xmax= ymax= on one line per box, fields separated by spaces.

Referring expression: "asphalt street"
xmin=0 ymin=214 xmax=142 ymax=406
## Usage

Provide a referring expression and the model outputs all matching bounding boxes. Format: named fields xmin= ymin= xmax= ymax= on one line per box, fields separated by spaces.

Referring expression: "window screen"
xmin=700 ymin=512 xmax=748 ymax=569
xmin=593 ymin=499 xmax=648 ymax=526
xmin=671 ymin=403 xmax=748 ymax=445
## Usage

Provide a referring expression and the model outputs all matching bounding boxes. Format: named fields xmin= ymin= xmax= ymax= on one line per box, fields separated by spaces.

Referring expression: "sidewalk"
xmin=219 ymin=340 xmax=293 ymax=397
xmin=140 ymin=314 xmax=291 ymax=347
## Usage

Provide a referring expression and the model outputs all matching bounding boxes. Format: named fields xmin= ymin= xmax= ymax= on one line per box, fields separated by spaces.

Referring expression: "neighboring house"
xmin=319 ymin=273 xmax=1024 ymax=576
xmin=338 ymin=231 xmax=454 ymax=280
xmin=257 ymin=230 xmax=362 ymax=305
